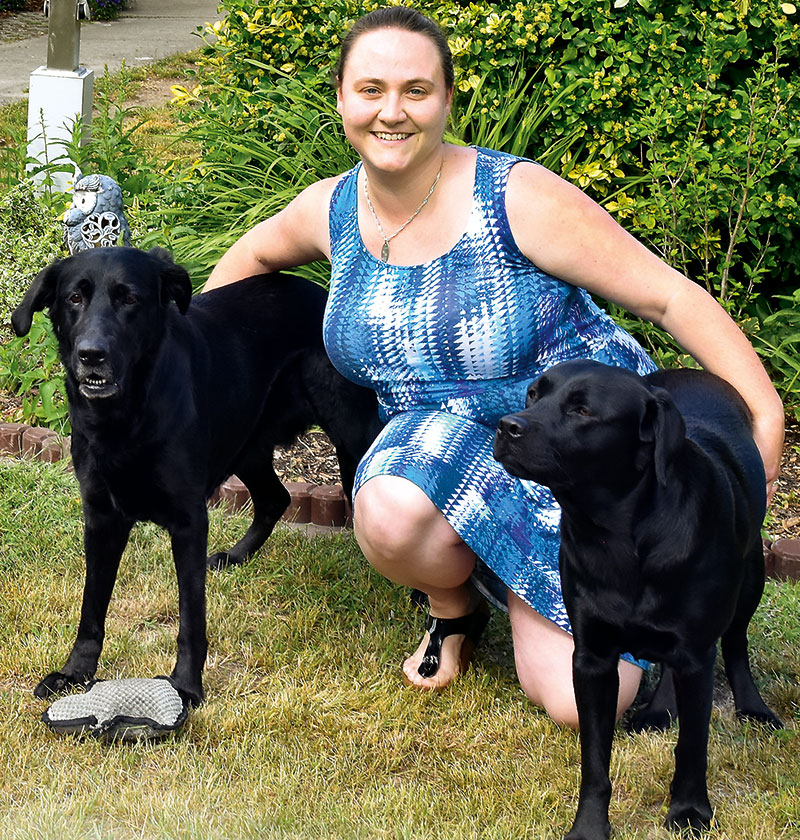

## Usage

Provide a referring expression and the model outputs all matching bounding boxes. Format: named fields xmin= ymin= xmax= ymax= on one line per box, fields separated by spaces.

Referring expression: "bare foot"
xmin=402 ymin=629 xmax=468 ymax=690
xmin=401 ymin=598 xmax=489 ymax=690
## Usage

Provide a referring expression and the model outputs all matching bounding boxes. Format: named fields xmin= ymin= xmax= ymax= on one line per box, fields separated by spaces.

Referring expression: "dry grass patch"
xmin=0 ymin=458 xmax=798 ymax=839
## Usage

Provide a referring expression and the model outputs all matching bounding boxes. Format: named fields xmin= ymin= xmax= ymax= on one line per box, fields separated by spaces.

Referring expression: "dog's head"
xmin=11 ymin=247 xmax=192 ymax=402
xmin=494 ymin=360 xmax=685 ymax=499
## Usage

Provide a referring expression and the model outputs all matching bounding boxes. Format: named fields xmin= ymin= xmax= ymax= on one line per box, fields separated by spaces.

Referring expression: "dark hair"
xmin=334 ymin=6 xmax=454 ymax=90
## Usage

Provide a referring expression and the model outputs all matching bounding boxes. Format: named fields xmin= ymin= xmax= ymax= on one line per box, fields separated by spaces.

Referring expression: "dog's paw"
xmin=34 ymin=671 xmax=87 ymax=699
xmin=206 ymin=550 xmax=246 ymax=571
xmin=162 ymin=675 xmax=204 ymax=709
xmin=563 ymin=814 xmax=611 ymax=840
xmin=627 ymin=707 xmax=676 ymax=733
xmin=206 ymin=551 xmax=231 ymax=571
xmin=736 ymin=707 xmax=784 ymax=730
xmin=665 ymin=801 xmax=713 ymax=835
xmin=564 ymin=825 xmax=610 ymax=840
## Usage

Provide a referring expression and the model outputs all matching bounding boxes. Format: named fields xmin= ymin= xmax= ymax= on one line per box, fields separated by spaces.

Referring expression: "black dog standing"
xmin=494 ymin=359 xmax=781 ymax=840
xmin=11 ymin=247 xmax=381 ymax=708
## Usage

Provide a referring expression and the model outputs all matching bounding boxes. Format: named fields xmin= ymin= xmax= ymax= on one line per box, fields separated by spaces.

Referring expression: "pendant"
xmin=381 ymin=241 xmax=390 ymax=262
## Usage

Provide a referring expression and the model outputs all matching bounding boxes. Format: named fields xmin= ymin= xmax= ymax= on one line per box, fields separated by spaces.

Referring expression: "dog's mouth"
xmin=78 ymin=372 xmax=119 ymax=400
xmin=493 ymin=435 xmax=556 ymax=483
xmin=492 ymin=437 xmax=529 ymax=478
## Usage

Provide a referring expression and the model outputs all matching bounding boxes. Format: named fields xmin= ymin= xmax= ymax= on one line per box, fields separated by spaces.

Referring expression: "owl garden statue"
xmin=63 ymin=174 xmax=132 ymax=255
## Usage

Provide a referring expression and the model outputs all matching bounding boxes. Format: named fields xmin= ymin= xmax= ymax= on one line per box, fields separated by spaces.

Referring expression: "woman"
xmin=204 ymin=7 xmax=784 ymax=727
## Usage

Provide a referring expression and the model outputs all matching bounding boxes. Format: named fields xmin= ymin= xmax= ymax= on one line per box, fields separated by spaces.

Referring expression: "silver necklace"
xmin=363 ymin=163 xmax=443 ymax=262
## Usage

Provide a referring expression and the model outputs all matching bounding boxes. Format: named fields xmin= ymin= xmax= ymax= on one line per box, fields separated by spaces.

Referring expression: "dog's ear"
xmin=639 ymin=388 xmax=685 ymax=486
xmin=10 ymin=260 xmax=63 ymax=336
xmin=149 ymin=247 xmax=192 ymax=315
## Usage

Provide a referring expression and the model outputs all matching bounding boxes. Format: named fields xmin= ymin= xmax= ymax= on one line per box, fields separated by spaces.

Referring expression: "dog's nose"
xmin=498 ymin=415 xmax=528 ymax=439
xmin=77 ymin=344 xmax=107 ymax=367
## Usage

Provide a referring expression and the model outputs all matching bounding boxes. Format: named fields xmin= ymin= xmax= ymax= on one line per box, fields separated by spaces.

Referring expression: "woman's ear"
xmin=336 ymin=81 xmax=344 ymax=115
xmin=445 ymin=85 xmax=454 ymax=116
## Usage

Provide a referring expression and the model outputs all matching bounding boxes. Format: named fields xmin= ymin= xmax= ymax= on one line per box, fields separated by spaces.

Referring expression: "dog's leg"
xmin=34 ymin=507 xmax=132 ymax=698
xmin=207 ymin=460 xmax=290 ymax=570
xmin=721 ymin=544 xmax=782 ymax=728
xmin=334 ymin=446 xmax=358 ymax=505
xmin=664 ymin=651 xmax=715 ymax=833
xmin=722 ymin=629 xmax=783 ymax=728
xmin=565 ymin=646 xmax=619 ymax=840
xmin=169 ymin=510 xmax=209 ymax=707
xmin=628 ymin=665 xmax=678 ymax=733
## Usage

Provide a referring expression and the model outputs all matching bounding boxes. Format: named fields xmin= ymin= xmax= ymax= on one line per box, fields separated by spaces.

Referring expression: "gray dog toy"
xmin=42 ymin=677 xmax=188 ymax=742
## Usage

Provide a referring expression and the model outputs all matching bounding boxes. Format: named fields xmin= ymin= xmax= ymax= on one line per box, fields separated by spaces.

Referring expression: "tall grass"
xmin=1 ymin=457 xmax=798 ymax=839
xmin=147 ymin=62 xmax=590 ymax=287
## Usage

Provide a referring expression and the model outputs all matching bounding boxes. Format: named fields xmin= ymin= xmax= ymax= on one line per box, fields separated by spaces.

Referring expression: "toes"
xmin=402 ymin=632 xmax=465 ymax=690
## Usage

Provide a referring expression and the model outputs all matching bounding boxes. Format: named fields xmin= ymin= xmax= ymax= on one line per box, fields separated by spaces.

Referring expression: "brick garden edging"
xmin=0 ymin=421 xmax=352 ymax=530
xmin=2 ymin=421 xmax=799 ymax=573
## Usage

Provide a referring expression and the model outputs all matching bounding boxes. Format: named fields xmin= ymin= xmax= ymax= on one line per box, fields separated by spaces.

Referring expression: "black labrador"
xmin=11 ymin=246 xmax=381 ymax=708
xmin=493 ymin=359 xmax=781 ymax=840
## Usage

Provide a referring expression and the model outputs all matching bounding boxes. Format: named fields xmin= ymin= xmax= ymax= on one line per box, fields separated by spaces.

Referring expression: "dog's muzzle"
xmin=77 ymin=370 xmax=120 ymax=400
xmin=74 ymin=341 xmax=119 ymax=399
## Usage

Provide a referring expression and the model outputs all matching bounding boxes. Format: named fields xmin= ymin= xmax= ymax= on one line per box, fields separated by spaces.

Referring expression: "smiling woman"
xmin=202 ymin=5 xmax=784 ymax=729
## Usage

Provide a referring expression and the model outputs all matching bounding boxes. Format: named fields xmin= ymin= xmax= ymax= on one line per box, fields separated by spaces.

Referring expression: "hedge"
xmin=158 ymin=0 xmax=800 ymax=405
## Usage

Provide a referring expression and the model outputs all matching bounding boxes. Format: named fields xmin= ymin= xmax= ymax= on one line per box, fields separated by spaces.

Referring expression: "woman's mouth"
xmin=373 ymin=132 xmax=412 ymax=141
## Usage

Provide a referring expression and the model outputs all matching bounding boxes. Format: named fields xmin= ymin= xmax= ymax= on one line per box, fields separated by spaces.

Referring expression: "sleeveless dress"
xmin=323 ymin=147 xmax=655 ymax=660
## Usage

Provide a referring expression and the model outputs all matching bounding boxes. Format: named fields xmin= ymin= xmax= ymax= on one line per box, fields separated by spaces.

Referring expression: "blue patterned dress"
xmin=323 ymin=147 xmax=655 ymax=647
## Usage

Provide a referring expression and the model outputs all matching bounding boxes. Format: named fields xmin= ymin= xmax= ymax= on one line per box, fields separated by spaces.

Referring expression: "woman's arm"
xmin=203 ymin=177 xmax=339 ymax=291
xmin=506 ymin=162 xmax=784 ymax=499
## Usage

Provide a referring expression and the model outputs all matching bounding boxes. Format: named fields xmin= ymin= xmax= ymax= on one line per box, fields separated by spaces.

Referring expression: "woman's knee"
xmin=508 ymin=592 xmax=579 ymax=726
xmin=508 ymin=591 xmax=642 ymax=730
xmin=353 ymin=476 xmax=438 ymax=560
xmin=353 ymin=476 xmax=475 ymax=593
xmin=519 ymin=672 xmax=581 ymax=729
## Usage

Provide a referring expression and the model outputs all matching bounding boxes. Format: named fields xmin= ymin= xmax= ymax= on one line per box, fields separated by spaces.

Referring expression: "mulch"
xmin=1 ymin=385 xmax=798 ymax=540
xmin=771 ymin=420 xmax=800 ymax=540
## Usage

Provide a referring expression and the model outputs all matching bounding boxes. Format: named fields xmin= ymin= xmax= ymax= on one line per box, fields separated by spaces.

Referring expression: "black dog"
xmin=11 ymin=246 xmax=381 ymax=708
xmin=493 ymin=359 xmax=781 ymax=840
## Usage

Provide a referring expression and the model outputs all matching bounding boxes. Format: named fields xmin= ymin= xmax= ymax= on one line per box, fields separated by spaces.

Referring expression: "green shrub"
xmin=0 ymin=181 xmax=68 ymax=432
xmin=0 ymin=1 xmax=28 ymax=12
xmin=0 ymin=180 xmax=62 ymax=327
xmin=87 ymin=0 xmax=127 ymax=22
xmin=169 ymin=0 xmax=799 ymax=410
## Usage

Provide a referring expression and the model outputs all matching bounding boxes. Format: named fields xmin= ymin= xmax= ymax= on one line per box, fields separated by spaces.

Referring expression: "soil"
xmin=0 ymin=2 xmax=49 ymax=44
xmin=1 ymin=380 xmax=798 ymax=540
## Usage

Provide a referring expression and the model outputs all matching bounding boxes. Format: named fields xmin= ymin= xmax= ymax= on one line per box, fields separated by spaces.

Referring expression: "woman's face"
xmin=336 ymin=28 xmax=453 ymax=175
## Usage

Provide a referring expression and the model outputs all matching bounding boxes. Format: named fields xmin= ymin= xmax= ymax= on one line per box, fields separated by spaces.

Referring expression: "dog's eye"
xmin=122 ymin=294 xmax=137 ymax=306
xmin=569 ymin=405 xmax=592 ymax=417
xmin=68 ymin=292 xmax=83 ymax=305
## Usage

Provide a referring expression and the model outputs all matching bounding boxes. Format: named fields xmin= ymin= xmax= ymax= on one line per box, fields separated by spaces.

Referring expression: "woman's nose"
xmin=378 ymin=93 xmax=406 ymax=123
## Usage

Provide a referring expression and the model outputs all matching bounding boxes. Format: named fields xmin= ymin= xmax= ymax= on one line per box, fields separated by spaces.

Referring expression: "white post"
xmin=26 ymin=0 xmax=94 ymax=194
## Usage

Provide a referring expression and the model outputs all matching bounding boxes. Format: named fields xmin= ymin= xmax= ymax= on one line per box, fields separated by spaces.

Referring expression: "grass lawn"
xmin=0 ymin=457 xmax=798 ymax=840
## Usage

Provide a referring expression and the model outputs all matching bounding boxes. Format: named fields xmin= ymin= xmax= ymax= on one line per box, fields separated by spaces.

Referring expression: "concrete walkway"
xmin=0 ymin=0 xmax=223 ymax=105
